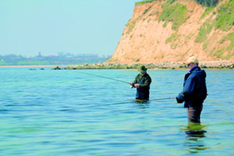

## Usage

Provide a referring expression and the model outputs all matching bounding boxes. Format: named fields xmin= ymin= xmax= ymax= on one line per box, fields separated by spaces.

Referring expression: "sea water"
xmin=0 ymin=68 xmax=233 ymax=156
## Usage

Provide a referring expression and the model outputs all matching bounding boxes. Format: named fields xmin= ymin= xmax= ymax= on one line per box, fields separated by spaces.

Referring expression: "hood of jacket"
xmin=190 ymin=66 xmax=206 ymax=79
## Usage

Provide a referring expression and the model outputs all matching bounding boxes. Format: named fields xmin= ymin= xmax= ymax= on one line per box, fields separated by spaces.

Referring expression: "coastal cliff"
xmin=107 ymin=0 xmax=234 ymax=64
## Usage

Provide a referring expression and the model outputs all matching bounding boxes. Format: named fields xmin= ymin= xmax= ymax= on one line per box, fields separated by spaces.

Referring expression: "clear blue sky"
xmin=0 ymin=0 xmax=140 ymax=57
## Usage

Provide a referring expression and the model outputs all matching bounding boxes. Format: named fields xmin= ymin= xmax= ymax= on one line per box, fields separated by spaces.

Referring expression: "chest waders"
xmin=136 ymin=78 xmax=149 ymax=100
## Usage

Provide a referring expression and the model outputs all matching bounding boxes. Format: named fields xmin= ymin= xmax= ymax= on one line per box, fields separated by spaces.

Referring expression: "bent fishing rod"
xmin=79 ymin=70 xmax=130 ymax=84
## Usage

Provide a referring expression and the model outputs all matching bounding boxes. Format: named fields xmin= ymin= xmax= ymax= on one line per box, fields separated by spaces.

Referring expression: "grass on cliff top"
xmin=158 ymin=3 xmax=188 ymax=30
xmin=136 ymin=0 xmax=160 ymax=4
xmin=136 ymin=0 xmax=219 ymax=6
xmin=136 ymin=0 xmax=175 ymax=4
xmin=195 ymin=0 xmax=218 ymax=7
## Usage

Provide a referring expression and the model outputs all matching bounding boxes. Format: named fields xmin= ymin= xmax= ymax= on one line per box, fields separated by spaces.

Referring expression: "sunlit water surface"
xmin=0 ymin=68 xmax=233 ymax=156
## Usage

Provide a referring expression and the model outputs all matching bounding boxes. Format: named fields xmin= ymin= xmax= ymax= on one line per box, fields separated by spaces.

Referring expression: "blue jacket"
xmin=177 ymin=66 xmax=207 ymax=107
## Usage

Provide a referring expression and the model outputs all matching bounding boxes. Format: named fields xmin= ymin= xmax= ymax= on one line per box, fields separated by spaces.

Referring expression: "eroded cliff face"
xmin=107 ymin=0 xmax=234 ymax=64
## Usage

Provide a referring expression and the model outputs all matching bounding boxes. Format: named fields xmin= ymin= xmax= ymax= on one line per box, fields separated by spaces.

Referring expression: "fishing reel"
xmin=130 ymin=85 xmax=135 ymax=88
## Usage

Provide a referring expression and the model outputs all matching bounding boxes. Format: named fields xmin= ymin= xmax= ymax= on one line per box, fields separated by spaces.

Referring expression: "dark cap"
xmin=138 ymin=65 xmax=147 ymax=72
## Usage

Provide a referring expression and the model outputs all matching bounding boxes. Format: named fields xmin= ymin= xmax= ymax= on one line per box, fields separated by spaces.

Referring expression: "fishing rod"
xmin=79 ymin=70 xmax=130 ymax=84
xmin=150 ymin=97 xmax=176 ymax=101
xmin=78 ymin=70 xmax=176 ymax=103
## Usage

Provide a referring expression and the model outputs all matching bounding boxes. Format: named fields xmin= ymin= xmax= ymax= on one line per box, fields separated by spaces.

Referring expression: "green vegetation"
xmin=54 ymin=64 xmax=144 ymax=70
xmin=196 ymin=0 xmax=234 ymax=59
xmin=201 ymin=7 xmax=214 ymax=19
xmin=137 ymin=0 xmax=218 ymax=6
xmin=17 ymin=61 xmax=50 ymax=65
xmin=136 ymin=0 xmax=160 ymax=4
xmin=195 ymin=19 xmax=213 ymax=42
xmin=136 ymin=0 xmax=174 ymax=4
xmin=211 ymin=32 xmax=234 ymax=59
xmin=212 ymin=48 xmax=225 ymax=58
xmin=0 ymin=60 xmax=10 ymax=66
xmin=158 ymin=3 xmax=188 ymax=30
xmin=52 ymin=63 xmax=234 ymax=70
xmin=165 ymin=33 xmax=180 ymax=49
xmin=215 ymin=0 xmax=234 ymax=31
xmin=127 ymin=4 xmax=153 ymax=34
xmin=224 ymin=53 xmax=234 ymax=59
xmin=226 ymin=33 xmax=234 ymax=51
xmin=195 ymin=0 xmax=218 ymax=7
xmin=149 ymin=11 xmax=159 ymax=17
xmin=135 ymin=59 xmax=140 ymax=62
xmin=143 ymin=6 xmax=152 ymax=15
xmin=166 ymin=0 xmax=175 ymax=4
xmin=126 ymin=17 xmax=140 ymax=34
xmin=220 ymin=32 xmax=234 ymax=51
xmin=130 ymin=0 xmax=234 ymax=60
xmin=166 ymin=33 xmax=177 ymax=43
xmin=203 ymin=42 xmax=209 ymax=50
xmin=0 ymin=60 xmax=51 ymax=66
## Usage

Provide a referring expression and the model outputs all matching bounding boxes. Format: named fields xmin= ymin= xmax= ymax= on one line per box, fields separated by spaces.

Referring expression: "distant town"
xmin=0 ymin=52 xmax=112 ymax=66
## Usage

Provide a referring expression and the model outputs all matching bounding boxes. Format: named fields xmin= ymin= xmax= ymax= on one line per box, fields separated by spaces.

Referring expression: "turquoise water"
xmin=0 ymin=68 xmax=233 ymax=156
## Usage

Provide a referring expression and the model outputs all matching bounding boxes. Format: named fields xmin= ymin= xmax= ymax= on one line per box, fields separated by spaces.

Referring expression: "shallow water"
xmin=0 ymin=68 xmax=233 ymax=156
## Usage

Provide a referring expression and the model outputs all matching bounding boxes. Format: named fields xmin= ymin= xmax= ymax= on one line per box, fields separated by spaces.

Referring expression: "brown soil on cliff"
xmin=107 ymin=0 xmax=234 ymax=64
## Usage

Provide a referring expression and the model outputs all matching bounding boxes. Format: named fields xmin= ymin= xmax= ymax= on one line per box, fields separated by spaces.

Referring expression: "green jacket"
xmin=133 ymin=73 xmax=151 ymax=88
xmin=133 ymin=73 xmax=152 ymax=99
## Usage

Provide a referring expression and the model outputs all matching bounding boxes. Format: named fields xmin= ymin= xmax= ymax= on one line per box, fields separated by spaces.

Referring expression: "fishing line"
xmin=78 ymin=70 xmax=176 ymax=104
xmin=79 ymin=70 xmax=129 ymax=84
xmin=110 ymin=97 xmax=176 ymax=105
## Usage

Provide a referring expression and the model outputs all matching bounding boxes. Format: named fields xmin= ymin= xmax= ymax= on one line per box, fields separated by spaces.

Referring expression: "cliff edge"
xmin=107 ymin=0 xmax=234 ymax=64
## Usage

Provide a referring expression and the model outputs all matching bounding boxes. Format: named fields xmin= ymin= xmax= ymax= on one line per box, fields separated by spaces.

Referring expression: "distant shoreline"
xmin=1 ymin=61 xmax=233 ymax=70
xmin=0 ymin=65 xmax=68 ymax=68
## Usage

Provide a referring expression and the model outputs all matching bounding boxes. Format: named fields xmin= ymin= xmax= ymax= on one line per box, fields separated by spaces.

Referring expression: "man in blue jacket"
xmin=176 ymin=57 xmax=207 ymax=124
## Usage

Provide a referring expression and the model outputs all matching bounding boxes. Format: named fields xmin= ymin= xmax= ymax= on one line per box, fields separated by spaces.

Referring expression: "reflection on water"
xmin=183 ymin=138 xmax=210 ymax=154
xmin=186 ymin=122 xmax=206 ymax=134
xmin=183 ymin=123 xmax=210 ymax=154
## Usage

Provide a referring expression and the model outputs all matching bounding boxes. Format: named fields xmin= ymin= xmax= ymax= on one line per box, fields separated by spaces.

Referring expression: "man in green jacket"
xmin=130 ymin=65 xmax=152 ymax=100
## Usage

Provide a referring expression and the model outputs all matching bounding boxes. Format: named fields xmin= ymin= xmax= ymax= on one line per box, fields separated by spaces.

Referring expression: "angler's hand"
xmin=129 ymin=82 xmax=134 ymax=88
xmin=134 ymin=84 xmax=140 ymax=88
xmin=176 ymin=97 xmax=182 ymax=103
